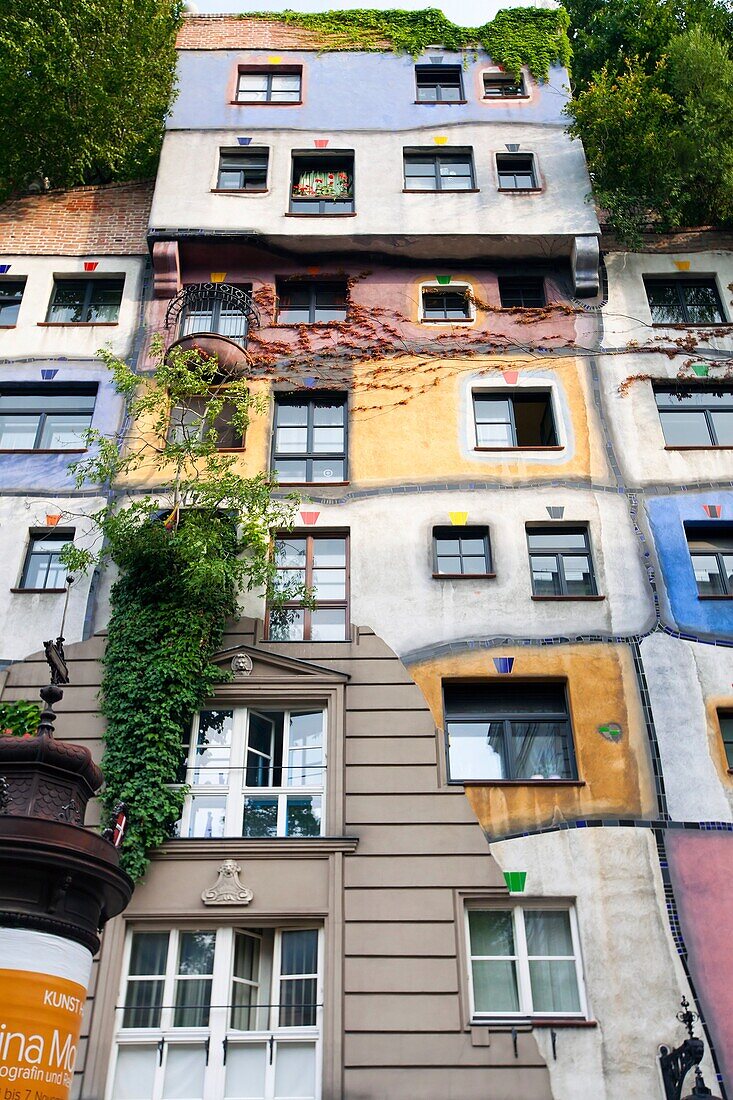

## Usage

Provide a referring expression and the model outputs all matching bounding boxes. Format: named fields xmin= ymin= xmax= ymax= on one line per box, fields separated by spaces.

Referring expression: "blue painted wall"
xmin=0 ymin=362 xmax=125 ymax=492
xmin=647 ymin=492 xmax=733 ymax=637
xmin=169 ymin=50 xmax=570 ymax=132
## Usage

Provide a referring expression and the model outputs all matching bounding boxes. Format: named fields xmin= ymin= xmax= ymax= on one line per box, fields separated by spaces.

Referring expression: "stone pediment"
xmin=212 ymin=644 xmax=349 ymax=684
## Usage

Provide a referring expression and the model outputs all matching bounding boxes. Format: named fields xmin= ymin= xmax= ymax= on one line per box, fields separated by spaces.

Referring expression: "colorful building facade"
xmin=0 ymin=13 xmax=732 ymax=1100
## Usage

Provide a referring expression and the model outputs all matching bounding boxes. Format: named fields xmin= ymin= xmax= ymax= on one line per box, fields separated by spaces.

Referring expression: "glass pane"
xmin=286 ymin=745 xmax=322 ymax=787
xmin=162 ymin=1044 xmax=207 ymax=1099
xmin=276 ymin=426 xmax=309 ymax=453
xmin=290 ymin=711 xmax=324 ymax=749
xmin=123 ymin=980 xmax=164 ymax=1028
xmin=276 ymin=538 xmax=307 ymax=567
xmin=529 ymin=960 xmax=580 ymax=1013
xmin=279 ymin=977 xmax=317 ymax=1027
xmin=286 ymin=795 xmax=322 ymax=836
xmin=510 ymin=721 xmax=572 ymax=779
xmin=232 ymin=981 xmax=260 ymax=1031
xmin=0 ymin=414 xmax=38 ymax=448
xmin=243 ymin=796 xmax=279 ymax=837
xmin=178 ymin=932 xmax=215 ymax=976
xmin=312 ymin=567 xmax=346 ymax=600
xmin=682 ymin=283 xmax=723 ymax=324
xmin=173 ymin=978 xmax=212 ymax=1027
xmin=440 ymin=159 xmax=472 ymax=177
xmin=274 ymin=458 xmax=308 ymax=482
xmin=710 ymin=410 xmax=733 ymax=445
xmin=313 ymin=401 xmax=344 ymax=425
xmin=525 ymin=910 xmax=574 ymax=955
xmin=112 ymin=1046 xmax=157 ymax=1100
xmin=274 ymin=1042 xmax=317 ymax=1098
xmin=282 ymin=929 xmax=318 ymax=976
xmin=88 ymin=282 xmax=122 ymax=322
xmin=659 ymin=410 xmax=711 ymax=446
xmin=312 ymin=538 xmax=346 ymax=568
xmin=193 ymin=710 xmax=233 ymax=784
xmin=469 ymin=910 xmax=514 ymax=956
xmin=268 ymin=607 xmax=305 ymax=641
xmin=647 ymin=284 xmax=683 ymax=323
xmin=448 ymin=721 xmax=505 ymax=780
xmin=723 ymin=555 xmax=733 ymax=591
xmin=531 ymin=555 xmax=561 ymax=596
xmin=272 ymin=74 xmax=301 ymax=91
xmin=48 ymin=282 xmax=85 ymax=322
xmin=471 ymin=960 xmax=519 ymax=1013
xmin=312 ymin=425 xmax=344 ymax=451
xmin=187 ymin=794 xmax=226 ymax=838
xmin=527 ymin=530 xmax=587 ymax=551
xmin=563 ymin=555 xmax=594 ymax=596
xmin=130 ymin=932 xmax=169 ymax=976
xmin=310 ymin=608 xmax=346 ymax=640
xmin=311 ymin=458 xmax=344 ymax=482
xmin=40 ymin=413 xmax=91 ymax=449
xmin=691 ymin=553 xmax=725 ymax=595
xmin=224 ymin=1044 xmax=267 ymax=1099
xmin=463 ymin=555 xmax=489 ymax=574
xmin=234 ymin=933 xmax=260 ymax=981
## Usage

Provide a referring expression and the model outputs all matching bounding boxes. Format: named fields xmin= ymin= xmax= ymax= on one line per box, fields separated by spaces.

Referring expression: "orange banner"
xmin=0 ymin=969 xmax=86 ymax=1100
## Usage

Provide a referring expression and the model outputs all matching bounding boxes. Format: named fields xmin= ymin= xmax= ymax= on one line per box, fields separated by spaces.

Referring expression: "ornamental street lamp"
xmin=659 ymin=997 xmax=722 ymax=1100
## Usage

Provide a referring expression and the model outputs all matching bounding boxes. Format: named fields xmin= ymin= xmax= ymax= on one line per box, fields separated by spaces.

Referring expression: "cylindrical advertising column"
xmin=0 ymin=929 xmax=93 ymax=1100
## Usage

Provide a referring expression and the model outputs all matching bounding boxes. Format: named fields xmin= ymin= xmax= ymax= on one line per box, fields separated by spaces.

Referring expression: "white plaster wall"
xmin=596 ymin=350 xmax=733 ymax=487
xmin=602 ymin=250 xmax=733 ymax=351
xmin=490 ymin=828 xmax=717 ymax=1100
xmin=640 ymin=632 xmax=733 ymax=822
xmin=150 ymin=125 xmax=599 ymax=243
xmin=0 ymin=255 xmax=146 ymax=361
xmin=0 ymin=494 xmax=105 ymax=663
xmin=234 ymin=488 xmax=653 ymax=657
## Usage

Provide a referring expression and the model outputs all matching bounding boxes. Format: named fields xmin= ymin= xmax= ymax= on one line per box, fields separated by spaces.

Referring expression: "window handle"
xmin=204 ymin=1037 xmax=210 ymax=1065
xmin=157 ymin=1038 xmax=165 ymax=1066
xmin=222 ymin=1037 xmax=228 ymax=1065
xmin=269 ymin=1033 xmax=275 ymax=1064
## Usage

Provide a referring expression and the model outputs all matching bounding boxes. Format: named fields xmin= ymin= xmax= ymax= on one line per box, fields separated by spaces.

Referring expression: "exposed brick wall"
xmin=0 ymin=180 xmax=154 ymax=256
xmin=176 ymin=15 xmax=389 ymax=51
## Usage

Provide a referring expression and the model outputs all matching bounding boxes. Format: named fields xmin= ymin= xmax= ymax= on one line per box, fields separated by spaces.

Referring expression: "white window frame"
xmin=418 ymin=280 xmax=476 ymax=325
xmin=108 ymin=926 xmax=324 ymax=1100
xmin=465 ymin=902 xmax=587 ymax=1020
xmin=180 ymin=705 xmax=327 ymax=839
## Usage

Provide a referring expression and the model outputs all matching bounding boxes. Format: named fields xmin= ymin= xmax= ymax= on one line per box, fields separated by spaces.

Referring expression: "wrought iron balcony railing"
xmin=165 ymin=283 xmax=260 ymax=349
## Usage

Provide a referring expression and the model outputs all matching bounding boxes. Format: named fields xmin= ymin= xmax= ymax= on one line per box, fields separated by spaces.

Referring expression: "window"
xmin=291 ymin=154 xmax=354 ymax=214
xmin=654 ymin=385 xmax=733 ymax=447
xmin=181 ymin=707 xmax=325 ymax=839
xmin=269 ymin=534 xmax=348 ymax=642
xmin=527 ymin=526 xmax=597 ymax=597
xmin=498 ymin=276 xmax=546 ymax=308
xmin=217 ymin=149 xmax=269 ymax=190
xmin=0 ymin=280 xmax=25 ymax=324
xmin=644 ymin=278 xmax=725 ymax=325
xmin=0 ymin=383 xmax=97 ymax=450
xmin=472 ymin=391 xmax=558 ymax=448
xmin=168 ymin=396 xmax=244 ymax=449
xmin=404 ymin=150 xmax=475 ymax=191
xmin=46 ymin=277 xmax=123 ymax=323
xmin=236 ymin=66 xmax=302 ymax=103
xmin=415 ymin=64 xmax=464 ymax=102
xmin=19 ymin=531 xmax=73 ymax=590
xmin=496 ymin=153 xmax=538 ymax=190
xmin=272 ymin=394 xmax=347 ymax=483
xmin=685 ymin=525 xmax=733 ymax=597
xmin=483 ymin=73 xmax=526 ymax=98
xmin=421 ymin=286 xmax=472 ymax=322
xmin=433 ymin=526 xmax=492 ymax=576
xmin=444 ymin=681 xmax=576 ymax=781
xmin=179 ymin=283 xmax=253 ymax=343
xmin=276 ymin=281 xmax=348 ymax=324
xmin=718 ymin=712 xmax=733 ymax=769
xmin=113 ymin=926 xmax=321 ymax=1100
xmin=466 ymin=906 xmax=584 ymax=1017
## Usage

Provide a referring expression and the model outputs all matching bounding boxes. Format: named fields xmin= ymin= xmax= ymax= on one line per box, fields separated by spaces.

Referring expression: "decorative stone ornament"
xmin=202 ymin=860 xmax=254 ymax=906
xmin=230 ymin=652 xmax=254 ymax=679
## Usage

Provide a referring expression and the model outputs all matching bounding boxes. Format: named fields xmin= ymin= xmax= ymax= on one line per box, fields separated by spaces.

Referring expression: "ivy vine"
xmin=0 ymin=700 xmax=42 ymax=737
xmin=245 ymin=7 xmax=571 ymax=79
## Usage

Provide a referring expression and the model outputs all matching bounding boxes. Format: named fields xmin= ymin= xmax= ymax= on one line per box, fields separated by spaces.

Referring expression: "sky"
xmin=191 ymin=0 xmax=549 ymax=21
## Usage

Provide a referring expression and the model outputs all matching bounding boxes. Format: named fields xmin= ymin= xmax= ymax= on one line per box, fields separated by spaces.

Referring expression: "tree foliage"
xmin=63 ymin=339 xmax=302 ymax=879
xmin=0 ymin=0 xmax=182 ymax=198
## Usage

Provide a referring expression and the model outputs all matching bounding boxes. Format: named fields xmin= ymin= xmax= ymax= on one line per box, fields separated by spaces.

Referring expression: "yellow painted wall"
xmin=410 ymin=644 xmax=657 ymax=837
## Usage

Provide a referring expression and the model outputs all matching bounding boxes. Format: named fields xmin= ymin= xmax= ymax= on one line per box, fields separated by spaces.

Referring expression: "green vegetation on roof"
xmin=245 ymin=7 xmax=571 ymax=80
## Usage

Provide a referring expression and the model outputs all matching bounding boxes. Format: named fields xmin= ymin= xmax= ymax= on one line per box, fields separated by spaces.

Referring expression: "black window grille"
xmin=165 ymin=283 xmax=259 ymax=348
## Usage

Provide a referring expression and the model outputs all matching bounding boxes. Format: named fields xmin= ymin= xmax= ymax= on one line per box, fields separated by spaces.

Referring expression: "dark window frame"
xmin=19 ymin=529 xmax=74 ymax=591
xmin=717 ymin=711 xmax=733 ymax=769
xmin=496 ymin=153 xmax=538 ymax=191
xmin=290 ymin=153 xmax=355 ymax=214
xmin=271 ymin=392 xmax=348 ymax=485
xmin=216 ymin=148 xmax=269 ymax=191
xmin=444 ymin=680 xmax=578 ymax=783
xmin=403 ymin=150 xmax=476 ymax=192
xmin=275 ymin=280 xmax=349 ymax=325
xmin=0 ymin=382 xmax=98 ymax=452
xmin=0 ymin=279 xmax=26 ymax=325
xmin=178 ymin=283 xmax=253 ymax=343
xmin=433 ymin=526 xmax=493 ymax=577
xmin=235 ymin=66 xmax=303 ymax=104
xmin=46 ymin=277 xmax=124 ymax=324
xmin=644 ymin=278 xmax=726 ymax=326
xmin=685 ymin=524 xmax=733 ymax=597
xmin=483 ymin=73 xmax=527 ymax=98
xmin=654 ymin=384 xmax=733 ymax=447
xmin=415 ymin=64 xmax=465 ymax=102
xmin=526 ymin=525 xmax=598 ymax=597
xmin=498 ymin=276 xmax=546 ymax=308
xmin=421 ymin=286 xmax=472 ymax=322
xmin=267 ymin=531 xmax=350 ymax=642
xmin=472 ymin=389 xmax=559 ymax=449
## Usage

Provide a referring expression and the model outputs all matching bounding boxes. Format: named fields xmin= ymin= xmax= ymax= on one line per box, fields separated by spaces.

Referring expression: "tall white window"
xmin=181 ymin=708 xmax=326 ymax=839
xmin=466 ymin=905 xmax=586 ymax=1018
xmin=110 ymin=926 xmax=322 ymax=1100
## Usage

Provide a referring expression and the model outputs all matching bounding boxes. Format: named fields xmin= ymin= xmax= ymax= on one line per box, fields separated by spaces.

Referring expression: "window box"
xmin=290 ymin=154 xmax=354 ymax=214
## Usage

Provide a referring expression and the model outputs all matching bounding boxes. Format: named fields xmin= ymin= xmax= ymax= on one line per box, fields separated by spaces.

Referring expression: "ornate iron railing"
xmin=165 ymin=283 xmax=260 ymax=347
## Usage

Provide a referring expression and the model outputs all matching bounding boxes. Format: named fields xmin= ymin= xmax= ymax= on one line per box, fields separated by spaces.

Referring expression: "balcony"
xmin=165 ymin=283 xmax=260 ymax=372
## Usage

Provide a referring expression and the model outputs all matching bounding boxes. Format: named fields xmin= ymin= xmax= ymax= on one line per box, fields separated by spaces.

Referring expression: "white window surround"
xmin=180 ymin=706 xmax=327 ymax=840
xmin=465 ymin=902 xmax=587 ymax=1020
xmin=460 ymin=374 xmax=572 ymax=464
xmin=418 ymin=280 xmax=477 ymax=325
xmin=470 ymin=385 xmax=563 ymax=449
xmin=108 ymin=925 xmax=324 ymax=1100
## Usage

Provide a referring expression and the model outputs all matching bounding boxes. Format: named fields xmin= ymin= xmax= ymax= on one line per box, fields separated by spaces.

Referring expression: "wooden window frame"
xmin=267 ymin=531 xmax=350 ymax=642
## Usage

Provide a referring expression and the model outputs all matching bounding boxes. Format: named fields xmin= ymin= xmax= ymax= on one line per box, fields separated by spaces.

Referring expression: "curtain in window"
xmin=293 ymin=168 xmax=352 ymax=199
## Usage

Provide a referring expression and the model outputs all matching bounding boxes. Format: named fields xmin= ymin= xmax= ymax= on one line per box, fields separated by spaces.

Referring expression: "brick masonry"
xmin=176 ymin=15 xmax=390 ymax=51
